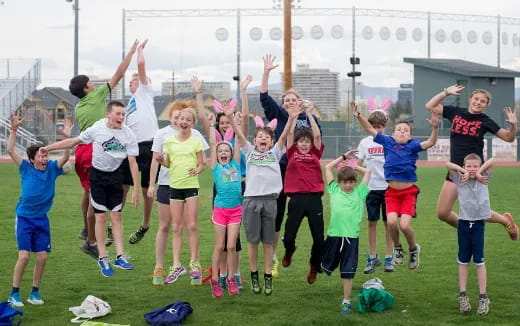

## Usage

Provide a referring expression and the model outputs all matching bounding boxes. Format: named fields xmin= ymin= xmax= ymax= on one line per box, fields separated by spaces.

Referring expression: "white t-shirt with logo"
xmin=79 ymin=121 xmax=139 ymax=172
xmin=357 ymin=135 xmax=388 ymax=190
xmin=151 ymin=126 xmax=209 ymax=186
xmin=125 ymin=80 xmax=159 ymax=142
xmin=242 ymin=142 xmax=285 ymax=197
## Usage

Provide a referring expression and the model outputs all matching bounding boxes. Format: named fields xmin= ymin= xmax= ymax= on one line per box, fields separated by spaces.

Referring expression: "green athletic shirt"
xmin=326 ymin=181 xmax=369 ymax=238
xmin=75 ymin=83 xmax=110 ymax=132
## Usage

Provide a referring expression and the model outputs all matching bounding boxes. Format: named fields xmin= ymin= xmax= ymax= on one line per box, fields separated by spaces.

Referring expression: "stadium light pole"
xmin=66 ymin=0 xmax=79 ymax=76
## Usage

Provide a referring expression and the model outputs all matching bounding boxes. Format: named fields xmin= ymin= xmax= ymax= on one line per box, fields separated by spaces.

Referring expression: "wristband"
xmin=443 ymin=88 xmax=448 ymax=96
xmin=342 ymin=154 xmax=347 ymax=160
xmin=9 ymin=127 xmax=17 ymax=132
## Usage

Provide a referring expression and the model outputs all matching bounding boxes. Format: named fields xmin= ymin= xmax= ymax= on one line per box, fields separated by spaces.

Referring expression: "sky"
xmin=1 ymin=0 xmax=520 ymax=93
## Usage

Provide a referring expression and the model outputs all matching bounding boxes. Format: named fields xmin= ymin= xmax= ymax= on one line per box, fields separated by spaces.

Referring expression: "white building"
xmin=288 ymin=64 xmax=340 ymax=119
xmin=339 ymin=79 xmax=364 ymax=106
xmin=161 ymin=80 xmax=231 ymax=99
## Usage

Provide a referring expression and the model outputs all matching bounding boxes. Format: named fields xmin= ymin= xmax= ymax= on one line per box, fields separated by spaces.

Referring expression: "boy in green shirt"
xmin=322 ymin=150 xmax=371 ymax=314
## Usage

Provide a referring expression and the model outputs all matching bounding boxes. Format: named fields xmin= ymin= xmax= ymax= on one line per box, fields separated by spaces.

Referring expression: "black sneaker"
xmin=78 ymin=228 xmax=87 ymax=240
xmin=106 ymin=225 xmax=114 ymax=247
xmin=251 ymin=273 xmax=261 ymax=294
xmin=80 ymin=241 xmax=99 ymax=260
xmin=264 ymin=275 xmax=273 ymax=296
xmin=129 ymin=225 xmax=149 ymax=244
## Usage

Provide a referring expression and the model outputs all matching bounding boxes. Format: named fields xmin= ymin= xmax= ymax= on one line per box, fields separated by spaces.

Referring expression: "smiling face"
xmin=468 ymin=91 xmax=490 ymax=114
xmin=28 ymin=145 xmax=48 ymax=171
xmin=282 ymin=92 xmax=299 ymax=111
xmin=253 ymin=129 xmax=274 ymax=153
xmin=217 ymin=114 xmax=231 ymax=134
xmin=296 ymin=137 xmax=312 ymax=154
xmin=216 ymin=142 xmax=233 ymax=165
xmin=129 ymin=74 xmax=139 ymax=94
xmin=170 ymin=110 xmax=181 ymax=129
xmin=106 ymin=104 xmax=126 ymax=129
xmin=178 ymin=109 xmax=196 ymax=133
xmin=392 ymin=122 xmax=412 ymax=144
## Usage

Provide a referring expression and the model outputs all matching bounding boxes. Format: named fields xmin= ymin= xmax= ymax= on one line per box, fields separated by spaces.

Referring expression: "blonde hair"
xmin=470 ymin=89 xmax=492 ymax=105
xmin=180 ymin=107 xmax=197 ymax=124
xmin=282 ymin=88 xmax=301 ymax=103
xmin=463 ymin=153 xmax=482 ymax=165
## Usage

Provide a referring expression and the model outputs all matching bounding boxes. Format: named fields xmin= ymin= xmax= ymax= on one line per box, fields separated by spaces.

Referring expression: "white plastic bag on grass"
xmin=69 ymin=295 xmax=111 ymax=323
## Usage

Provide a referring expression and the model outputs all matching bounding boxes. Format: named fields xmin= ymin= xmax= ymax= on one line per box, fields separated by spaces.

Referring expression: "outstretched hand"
xmin=343 ymin=150 xmax=359 ymax=160
xmin=263 ymin=54 xmax=279 ymax=73
xmin=138 ymin=39 xmax=148 ymax=51
xmin=305 ymin=100 xmax=315 ymax=115
xmin=240 ymin=74 xmax=252 ymax=90
xmin=350 ymin=102 xmax=360 ymax=117
xmin=191 ymin=75 xmax=202 ymax=93
xmin=59 ymin=116 xmax=73 ymax=138
xmin=9 ymin=112 xmax=23 ymax=129
xmin=503 ymin=106 xmax=517 ymax=125
xmin=128 ymin=39 xmax=139 ymax=55
xmin=446 ymin=84 xmax=465 ymax=96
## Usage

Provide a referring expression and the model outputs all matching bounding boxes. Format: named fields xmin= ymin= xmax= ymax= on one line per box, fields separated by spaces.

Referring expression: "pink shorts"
xmin=212 ymin=206 xmax=242 ymax=226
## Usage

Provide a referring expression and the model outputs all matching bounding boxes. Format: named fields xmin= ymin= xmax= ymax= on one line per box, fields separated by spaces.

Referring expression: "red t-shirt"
xmin=284 ymin=143 xmax=325 ymax=195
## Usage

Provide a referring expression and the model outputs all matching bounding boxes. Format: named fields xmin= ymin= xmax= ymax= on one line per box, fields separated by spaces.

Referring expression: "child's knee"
xmin=187 ymin=222 xmax=198 ymax=234
xmin=17 ymin=251 xmax=30 ymax=264
xmin=35 ymin=252 xmax=48 ymax=264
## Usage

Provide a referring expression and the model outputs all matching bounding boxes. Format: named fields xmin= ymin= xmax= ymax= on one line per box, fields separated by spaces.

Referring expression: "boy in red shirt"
xmin=282 ymin=101 xmax=325 ymax=284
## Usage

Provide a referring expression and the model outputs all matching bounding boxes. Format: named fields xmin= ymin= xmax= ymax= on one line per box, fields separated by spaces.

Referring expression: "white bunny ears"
xmin=367 ymin=97 xmax=392 ymax=112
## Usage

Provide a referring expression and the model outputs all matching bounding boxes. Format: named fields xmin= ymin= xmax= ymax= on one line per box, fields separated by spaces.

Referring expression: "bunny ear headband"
xmin=367 ymin=96 xmax=392 ymax=112
xmin=213 ymin=98 xmax=238 ymax=113
xmin=215 ymin=126 xmax=235 ymax=143
xmin=336 ymin=159 xmax=358 ymax=170
xmin=254 ymin=115 xmax=278 ymax=130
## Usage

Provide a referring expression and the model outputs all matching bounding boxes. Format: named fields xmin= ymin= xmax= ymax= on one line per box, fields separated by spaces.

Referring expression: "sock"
xmin=369 ymin=254 xmax=377 ymax=259
xmin=264 ymin=273 xmax=272 ymax=279
xmin=460 ymin=291 xmax=467 ymax=297
xmin=31 ymin=286 xmax=39 ymax=294
xmin=219 ymin=272 xmax=227 ymax=278
xmin=234 ymin=273 xmax=241 ymax=277
xmin=479 ymin=293 xmax=488 ymax=299
xmin=342 ymin=299 xmax=351 ymax=305
xmin=11 ymin=287 xmax=20 ymax=295
xmin=251 ymin=271 xmax=258 ymax=278
xmin=117 ymin=254 xmax=122 ymax=259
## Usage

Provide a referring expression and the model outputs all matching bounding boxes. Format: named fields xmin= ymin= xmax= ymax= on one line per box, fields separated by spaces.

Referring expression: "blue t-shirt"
xmin=212 ymin=159 xmax=242 ymax=208
xmin=230 ymin=137 xmax=246 ymax=177
xmin=16 ymin=160 xmax=63 ymax=218
xmin=374 ymin=133 xmax=423 ymax=182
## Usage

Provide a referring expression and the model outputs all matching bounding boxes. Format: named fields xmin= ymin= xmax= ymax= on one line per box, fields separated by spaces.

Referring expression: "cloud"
xmin=46 ymin=24 xmax=75 ymax=30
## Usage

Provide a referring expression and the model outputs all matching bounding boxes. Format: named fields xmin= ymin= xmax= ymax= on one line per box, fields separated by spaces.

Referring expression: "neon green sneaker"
xmin=272 ymin=257 xmax=280 ymax=277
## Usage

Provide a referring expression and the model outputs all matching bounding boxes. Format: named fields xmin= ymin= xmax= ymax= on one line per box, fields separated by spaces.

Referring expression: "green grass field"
xmin=0 ymin=164 xmax=519 ymax=325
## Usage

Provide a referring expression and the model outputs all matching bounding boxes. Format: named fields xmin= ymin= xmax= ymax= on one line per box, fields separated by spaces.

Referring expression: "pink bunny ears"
xmin=367 ymin=97 xmax=392 ymax=112
xmin=215 ymin=127 xmax=234 ymax=143
xmin=213 ymin=98 xmax=238 ymax=113
xmin=254 ymin=115 xmax=278 ymax=130
xmin=336 ymin=159 xmax=358 ymax=170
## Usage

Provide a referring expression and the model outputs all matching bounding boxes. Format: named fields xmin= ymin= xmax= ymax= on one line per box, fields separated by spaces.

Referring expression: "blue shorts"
xmin=366 ymin=190 xmax=387 ymax=221
xmin=321 ymin=236 xmax=358 ymax=279
xmin=457 ymin=219 xmax=485 ymax=265
xmin=16 ymin=215 xmax=51 ymax=252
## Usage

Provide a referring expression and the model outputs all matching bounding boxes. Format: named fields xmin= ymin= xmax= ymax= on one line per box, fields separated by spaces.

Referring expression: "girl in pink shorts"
xmin=208 ymin=114 xmax=243 ymax=298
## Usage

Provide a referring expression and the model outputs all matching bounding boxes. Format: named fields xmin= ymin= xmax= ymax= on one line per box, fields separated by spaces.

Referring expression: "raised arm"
xmin=260 ymin=54 xmax=284 ymax=121
xmin=425 ymin=84 xmax=465 ymax=115
xmin=208 ymin=114 xmax=217 ymax=169
xmin=354 ymin=165 xmax=371 ymax=186
xmin=240 ymin=75 xmax=252 ymax=137
xmin=277 ymin=107 xmax=300 ymax=150
xmin=325 ymin=150 xmax=358 ymax=184
xmin=478 ymin=157 xmax=495 ymax=175
xmin=446 ymin=162 xmax=466 ymax=174
xmin=420 ymin=113 xmax=440 ymax=149
xmin=227 ymin=104 xmax=247 ymax=146
xmin=7 ymin=112 xmax=24 ymax=166
xmin=42 ymin=137 xmax=82 ymax=153
xmin=352 ymin=102 xmax=377 ymax=137
xmin=192 ymin=75 xmax=210 ymax=137
xmin=286 ymin=110 xmax=298 ymax=149
xmin=136 ymin=39 xmax=148 ymax=85
xmin=57 ymin=117 xmax=73 ymax=168
xmin=109 ymin=39 xmax=139 ymax=89
xmin=306 ymin=101 xmax=321 ymax=149
xmin=261 ymin=54 xmax=279 ymax=94
xmin=496 ymin=107 xmax=518 ymax=142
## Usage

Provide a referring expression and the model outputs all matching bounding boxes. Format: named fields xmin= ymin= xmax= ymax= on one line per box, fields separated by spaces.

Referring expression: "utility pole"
xmin=283 ymin=0 xmax=292 ymax=91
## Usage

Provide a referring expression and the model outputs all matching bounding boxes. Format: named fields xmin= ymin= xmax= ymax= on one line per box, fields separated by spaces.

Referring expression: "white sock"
xmin=219 ymin=273 xmax=227 ymax=278
xmin=342 ymin=299 xmax=350 ymax=305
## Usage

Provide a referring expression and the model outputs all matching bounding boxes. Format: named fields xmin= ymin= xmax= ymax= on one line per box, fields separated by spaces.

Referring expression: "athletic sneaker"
xmin=227 ymin=277 xmax=239 ymax=296
xmin=98 ymin=257 xmax=114 ymax=277
xmin=210 ymin=279 xmax=223 ymax=298
xmin=78 ymin=228 xmax=87 ymax=240
xmin=165 ymin=264 xmax=186 ymax=284
xmin=384 ymin=256 xmax=395 ymax=272
xmin=272 ymin=257 xmax=280 ymax=277
xmin=251 ymin=273 xmax=261 ymax=294
xmin=114 ymin=255 xmax=134 ymax=270
xmin=340 ymin=302 xmax=352 ymax=314
xmin=393 ymin=245 xmax=404 ymax=265
xmin=477 ymin=296 xmax=490 ymax=316
xmin=503 ymin=212 xmax=518 ymax=240
xmin=153 ymin=268 xmax=164 ymax=286
xmin=219 ymin=276 xmax=227 ymax=290
xmin=234 ymin=274 xmax=244 ymax=290
xmin=306 ymin=264 xmax=318 ymax=284
xmin=8 ymin=292 xmax=24 ymax=307
xmin=409 ymin=244 xmax=421 ymax=270
xmin=459 ymin=294 xmax=471 ymax=313
xmin=80 ymin=241 xmax=99 ymax=260
xmin=282 ymin=246 xmax=297 ymax=268
xmin=129 ymin=225 xmax=149 ymax=244
xmin=363 ymin=255 xmax=380 ymax=274
xmin=264 ymin=275 xmax=273 ymax=296
xmin=27 ymin=292 xmax=44 ymax=305
xmin=106 ymin=225 xmax=114 ymax=247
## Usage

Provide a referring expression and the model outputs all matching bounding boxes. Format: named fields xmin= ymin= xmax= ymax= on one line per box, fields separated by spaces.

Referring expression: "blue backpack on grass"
xmin=0 ymin=302 xmax=22 ymax=326
xmin=144 ymin=301 xmax=193 ymax=326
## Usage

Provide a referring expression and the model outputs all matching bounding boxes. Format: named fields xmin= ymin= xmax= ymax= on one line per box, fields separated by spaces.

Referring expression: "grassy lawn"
xmin=0 ymin=164 xmax=519 ymax=325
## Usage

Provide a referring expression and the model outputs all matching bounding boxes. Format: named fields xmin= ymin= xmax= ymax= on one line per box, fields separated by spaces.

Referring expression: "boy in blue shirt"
xmin=353 ymin=103 xmax=439 ymax=270
xmin=6 ymin=113 xmax=71 ymax=307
